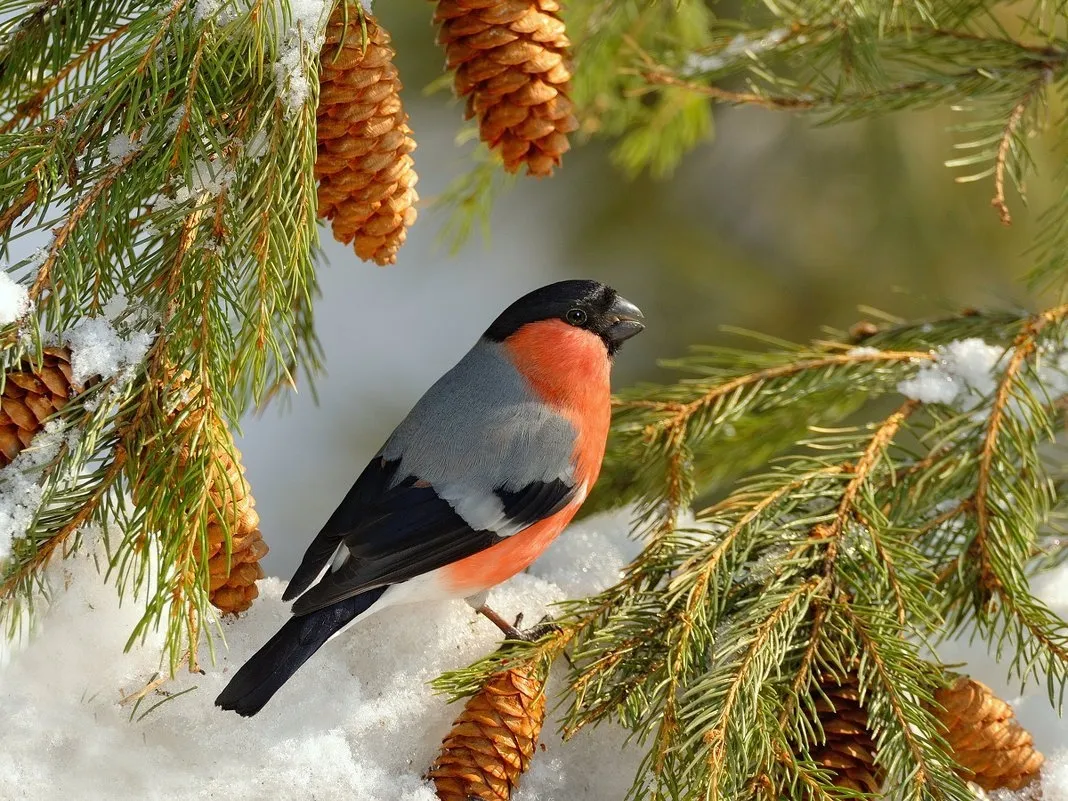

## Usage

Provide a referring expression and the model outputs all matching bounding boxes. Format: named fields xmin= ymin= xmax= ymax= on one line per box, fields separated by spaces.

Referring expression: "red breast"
xmin=444 ymin=320 xmax=612 ymax=593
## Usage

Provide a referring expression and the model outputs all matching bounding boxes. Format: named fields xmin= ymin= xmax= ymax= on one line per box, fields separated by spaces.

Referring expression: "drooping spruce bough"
xmin=0 ymin=0 xmax=1066 ymax=796
xmin=0 ymin=0 xmax=322 ymax=669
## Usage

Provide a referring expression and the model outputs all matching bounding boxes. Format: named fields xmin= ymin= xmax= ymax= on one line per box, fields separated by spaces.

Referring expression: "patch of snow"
xmin=274 ymin=0 xmax=330 ymax=114
xmin=898 ymin=338 xmax=1005 ymax=407
xmin=61 ymin=317 xmax=153 ymax=386
xmin=847 ymin=346 xmax=882 ymax=357
xmin=194 ymin=0 xmax=240 ymax=24
xmin=106 ymin=133 xmax=139 ymax=165
xmin=243 ymin=128 xmax=270 ymax=161
xmin=155 ymin=160 xmax=237 ymax=212
xmin=0 ymin=421 xmax=78 ymax=564
xmin=1036 ymin=350 xmax=1068 ymax=400
xmin=682 ymin=28 xmax=789 ymax=75
xmin=0 ymin=271 xmax=30 ymax=326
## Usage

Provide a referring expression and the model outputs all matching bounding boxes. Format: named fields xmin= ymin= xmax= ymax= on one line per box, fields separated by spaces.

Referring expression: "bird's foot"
xmin=477 ymin=605 xmax=559 ymax=642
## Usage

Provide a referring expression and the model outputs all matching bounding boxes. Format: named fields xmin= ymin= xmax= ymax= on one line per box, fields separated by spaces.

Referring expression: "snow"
xmin=682 ymin=28 xmax=789 ymax=75
xmin=0 ymin=505 xmax=1063 ymax=799
xmin=155 ymin=159 xmax=238 ymax=212
xmin=273 ymin=0 xmax=330 ymax=114
xmin=0 ymin=271 xmax=30 ymax=326
xmin=106 ymin=133 xmax=139 ymax=165
xmin=61 ymin=317 xmax=153 ymax=386
xmin=847 ymin=346 xmax=882 ymax=356
xmin=0 ymin=421 xmax=78 ymax=563
xmin=898 ymin=338 xmax=1006 ymax=406
xmin=0 ymin=511 xmax=642 ymax=800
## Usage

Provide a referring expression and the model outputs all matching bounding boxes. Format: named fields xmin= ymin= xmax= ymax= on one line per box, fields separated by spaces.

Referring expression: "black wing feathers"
xmin=495 ymin=479 xmax=574 ymax=527
xmin=285 ymin=465 xmax=576 ymax=617
xmin=282 ymin=457 xmax=402 ymax=602
xmin=289 ymin=479 xmax=503 ymax=615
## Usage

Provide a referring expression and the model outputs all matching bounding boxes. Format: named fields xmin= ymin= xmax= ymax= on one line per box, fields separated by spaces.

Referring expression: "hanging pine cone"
xmin=316 ymin=6 xmax=418 ymax=265
xmin=202 ymin=436 xmax=269 ymax=616
xmin=433 ymin=0 xmax=578 ymax=177
xmin=0 ymin=348 xmax=77 ymax=466
xmin=930 ymin=675 xmax=1044 ymax=791
xmin=136 ymin=378 xmax=269 ymax=616
xmin=809 ymin=672 xmax=883 ymax=794
xmin=429 ymin=664 xmax=547 ymax=801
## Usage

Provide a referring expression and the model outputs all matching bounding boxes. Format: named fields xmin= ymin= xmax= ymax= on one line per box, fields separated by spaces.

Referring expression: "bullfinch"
xmin=215 ymin=280 xmax=644 ymax=716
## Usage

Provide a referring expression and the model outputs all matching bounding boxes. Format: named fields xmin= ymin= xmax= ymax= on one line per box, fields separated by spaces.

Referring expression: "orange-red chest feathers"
xmin=504 ymin=319 xmax=612 ymax=489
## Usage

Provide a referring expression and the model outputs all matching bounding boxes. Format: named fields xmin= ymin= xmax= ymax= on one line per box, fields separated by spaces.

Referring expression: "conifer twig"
xmin=989 ymin=74 xmax=1049 ymax=226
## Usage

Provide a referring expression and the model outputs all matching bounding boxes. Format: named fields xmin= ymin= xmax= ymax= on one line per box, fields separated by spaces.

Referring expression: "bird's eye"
xmin=565 ymin=308 xmax=587 ymax=326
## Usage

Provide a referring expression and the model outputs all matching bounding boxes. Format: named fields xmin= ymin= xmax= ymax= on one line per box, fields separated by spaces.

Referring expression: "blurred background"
xmin=9 ymin=4 xmax=1058 ymax=577
xmin=238 ymin=4 xmax=1062 ymax=576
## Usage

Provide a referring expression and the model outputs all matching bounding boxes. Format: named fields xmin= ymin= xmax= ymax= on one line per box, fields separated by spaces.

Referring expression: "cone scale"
xmin=809 ymin=672 xmax=883 ymax=794
xmin=0 ymin=348 xmax=77 ymax=466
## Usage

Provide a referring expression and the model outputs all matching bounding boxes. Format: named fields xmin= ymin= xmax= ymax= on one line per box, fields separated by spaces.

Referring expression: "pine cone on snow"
xmin=930 ymin=675 xmax=1044 ymax=792
xmin=433 ymin=0 xmax=577 ymax=177
xmin=316 ymin=5 xmax=418 ymax=265
xmin=429 ymin=664 xmax=548 ymax=801
xmin=809 ymin=671 xmax=884 ymax=794
xmin=0 ymin=348 xmax=77 ymax=466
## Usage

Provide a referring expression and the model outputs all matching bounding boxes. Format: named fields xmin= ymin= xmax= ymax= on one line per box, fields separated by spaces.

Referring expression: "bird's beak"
xmin=606 ymin=296 xmax=645 ymax=344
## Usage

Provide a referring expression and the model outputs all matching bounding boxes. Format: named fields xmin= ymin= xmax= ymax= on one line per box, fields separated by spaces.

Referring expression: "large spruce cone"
xmin=810 ymin=672 xmax=883 ymax=794
xmin=433 ymin=0 xmax=577 ymax=177
xmin=429 ymin=664 xmax=547 ymax=801
xmin=931 ymin=675 xmax=1044 ymax=791
xmin=0 ymin=348 xmax=76 ymax=466
xmin=316 ymin=6 xmax=418 ymax=265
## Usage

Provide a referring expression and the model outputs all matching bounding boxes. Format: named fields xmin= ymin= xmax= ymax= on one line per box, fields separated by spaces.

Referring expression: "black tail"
xmin=215 ymin=586 xmax=387 ymax=717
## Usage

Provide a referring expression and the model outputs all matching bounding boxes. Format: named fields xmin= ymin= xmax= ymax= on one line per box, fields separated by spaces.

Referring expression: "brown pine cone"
xmin=809 ymin=672 xmax=883 ymax=794
xmin=433 ymin=0 xmax=577 ymax=177
xmin=202 ymin=437 xmax=268 ymax=616
xmin=134 ymin=377 xmax=269 ymax=616
xmin=931 ymin=675 xmax=1044 ymax=791
xmin=0 ymin=348 xmax=77 ymax=466
xmin=316 ymin=6 xmax=418 ymax=265
xmin=429 ymin=664 xmax=547 ymax=801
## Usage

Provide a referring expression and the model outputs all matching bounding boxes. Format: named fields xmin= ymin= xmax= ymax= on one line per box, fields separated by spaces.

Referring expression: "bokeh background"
xmin=9 ymin=3 xmax=1056 ymax=577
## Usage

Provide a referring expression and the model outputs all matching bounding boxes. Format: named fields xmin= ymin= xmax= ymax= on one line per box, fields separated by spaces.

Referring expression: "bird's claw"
xmin=502 ymin=614 xmax=559 ymax=643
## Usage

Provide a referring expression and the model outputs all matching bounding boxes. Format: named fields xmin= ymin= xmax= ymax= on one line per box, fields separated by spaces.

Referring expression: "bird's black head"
xmin=484 ymin=280 xmax=645 ymax=356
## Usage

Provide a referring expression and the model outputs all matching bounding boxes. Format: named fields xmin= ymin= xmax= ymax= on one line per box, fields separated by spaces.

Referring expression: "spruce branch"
xmin=438 ymin=301 xmax=1068 ymax=798
xmin=0 ymin=0 xmax=327 ymax=667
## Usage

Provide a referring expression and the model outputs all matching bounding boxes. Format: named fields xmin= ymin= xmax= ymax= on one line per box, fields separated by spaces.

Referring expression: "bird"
xmin=214 ymin=279 xmax=644 ymax=716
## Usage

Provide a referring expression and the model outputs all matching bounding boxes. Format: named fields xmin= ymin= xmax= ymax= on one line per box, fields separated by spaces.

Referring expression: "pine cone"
xmin=0 ymin=348 xmax=77 ymax=466
xmin=202 ymin=437 xmax=268 ymax=616
xmin=433 ymin=0 xmax=578 ymax=177
xmin=136 ymin=378 xmax=269 ymax=616
xmin=316 ymin=7 xmax=418 ymax=265
xmin=931 ymin=675 xmax=1044 ymax=791
xmin=809 ymin=672 xmax=883 ymax=794
xmin=429 ymin=664 xmax=547 ymax=801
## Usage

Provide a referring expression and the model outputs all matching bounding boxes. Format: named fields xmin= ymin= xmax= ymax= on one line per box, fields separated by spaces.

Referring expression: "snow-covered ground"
xmin=0 ymin=508 xmax=1065 ymax=800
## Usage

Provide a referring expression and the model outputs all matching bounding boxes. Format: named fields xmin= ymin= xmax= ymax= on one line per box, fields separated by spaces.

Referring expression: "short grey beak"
xmin=606 ymin=296 xmax=645 ymax=344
